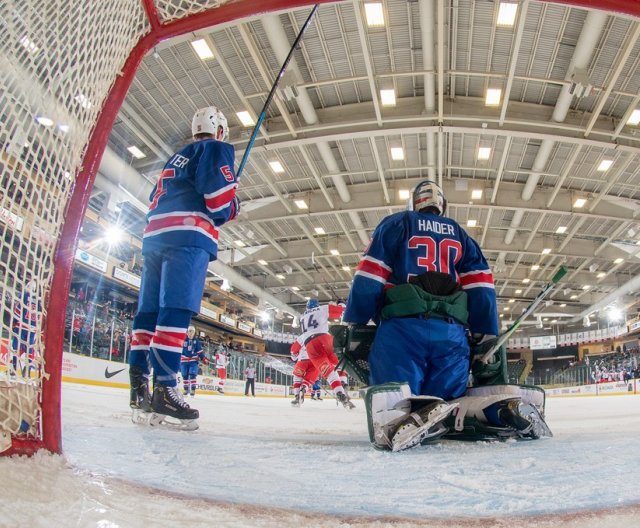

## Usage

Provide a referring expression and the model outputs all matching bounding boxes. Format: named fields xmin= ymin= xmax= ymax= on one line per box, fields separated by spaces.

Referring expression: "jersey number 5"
xmin=408 ymin=236 xmax=462 ymax=274
xmin=220 ymin=165 xmax=234 ymax=182
xmin=149 ymin=168 xmax=175 ymax=210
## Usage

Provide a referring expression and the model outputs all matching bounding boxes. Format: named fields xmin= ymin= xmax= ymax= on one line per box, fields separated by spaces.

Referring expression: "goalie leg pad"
xmin=363 ymin=383 xmax=458 ymax=451
xmin=450 ymin=385 xmax=552 ymax=439
xmin=363 ymin=382 xmax=412 ymax=450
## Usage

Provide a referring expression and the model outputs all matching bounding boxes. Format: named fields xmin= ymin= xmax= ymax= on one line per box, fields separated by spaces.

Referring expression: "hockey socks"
xmin=150 ymin=308 xmax=192 ymax=387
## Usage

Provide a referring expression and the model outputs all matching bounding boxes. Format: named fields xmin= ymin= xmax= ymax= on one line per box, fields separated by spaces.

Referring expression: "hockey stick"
xmin=235 ymin=4 xmax=320 ymax=180
xmin=479 ymin=265 xmax=568 ymax=364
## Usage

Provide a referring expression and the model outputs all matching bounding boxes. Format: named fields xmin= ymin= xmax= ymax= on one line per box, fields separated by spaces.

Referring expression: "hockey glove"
xmin=228 ymin=196 xmax=241 ymax=221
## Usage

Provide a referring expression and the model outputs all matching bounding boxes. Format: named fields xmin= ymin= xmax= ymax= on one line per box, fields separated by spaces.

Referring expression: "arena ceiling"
xmin=98 ymin=0 xmax=640 ymax=333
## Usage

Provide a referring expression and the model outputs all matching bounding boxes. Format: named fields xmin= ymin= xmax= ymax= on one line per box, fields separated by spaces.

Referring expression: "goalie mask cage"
xmin=0 ymin=0 xmax=635 ymax=456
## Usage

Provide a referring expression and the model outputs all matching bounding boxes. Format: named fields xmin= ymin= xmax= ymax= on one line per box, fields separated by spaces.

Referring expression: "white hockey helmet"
xmin=192 ymin=106 xmax=229 ymax=141
xmin=187 ymin=325 xmax=196 ymax=336
xmin=411 ymin=180 xmax=446 ymax=216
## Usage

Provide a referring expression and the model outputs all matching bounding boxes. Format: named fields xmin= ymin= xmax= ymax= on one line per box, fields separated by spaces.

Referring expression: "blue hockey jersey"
xmin=343 ymin=210 xmax=499 ymax=335
xmin=142 ymin=138 xmax=239 ymax=259
xmin=181 ymin=337 xmax=206 ymax=364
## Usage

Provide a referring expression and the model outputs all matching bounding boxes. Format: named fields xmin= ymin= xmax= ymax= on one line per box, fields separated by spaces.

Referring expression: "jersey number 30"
xmin=408 ymin=236 xmax=462 ymax=273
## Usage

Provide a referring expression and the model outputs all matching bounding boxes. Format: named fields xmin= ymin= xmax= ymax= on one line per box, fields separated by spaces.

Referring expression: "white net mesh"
xmin=0 ymin=379 xmax=39 ymax=451
xmin=0 ymin=0 xmax=150 ymax=447
xmin=155 ymin=0 xmax=232 ymax=23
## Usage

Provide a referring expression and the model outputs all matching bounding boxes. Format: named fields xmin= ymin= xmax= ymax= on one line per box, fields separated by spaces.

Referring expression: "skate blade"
xmin=146 ymin=413 xmax=199 ymax=431
xmin=131 ymin=408 xmax=152 ymax=425
xmin=392 ymin=403 xmax=458 ymax=452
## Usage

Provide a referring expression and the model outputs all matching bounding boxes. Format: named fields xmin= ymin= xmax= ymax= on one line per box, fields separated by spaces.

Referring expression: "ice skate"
xmin=299 ymin=385 xmax=306 ymax=404
xmin=391 ymin=401 xmax=458 ymax=452
xmin=216 ymin=386 xmax=224 ymax=395
xmin=336 ymin=391 xmax=355 ymax=410
xmin=145 ymin=385 xmax=199 ymax=431
xmin=129 ymin=366 xmax=151 ymax=413
xmin=291 ymin=393 xmax=301 ymax=407
xmin=496 ymin=399 xmax=553 ymax=439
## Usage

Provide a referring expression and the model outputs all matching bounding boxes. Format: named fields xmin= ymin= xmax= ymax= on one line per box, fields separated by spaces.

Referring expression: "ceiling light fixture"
xmin=467 ymin=219 xmax=477 ymax=227
xmin=330 ymin=249 xmax=340 ymax=256
xmin=390 ymin=147 xmax=404 ymax=160
xmin=398 ymin=189 xmax=411 ymax=200
xmin=556 ymin=226 xmax=567 ymax=234
xmin=496 ymin=2 xmax=518 ymax=26
xmin=364 ymin=2 xmax=385 ymax=27
xmin=35 ymin=115 xmax=54 ymax=127
xmin=597 ymin=159 xmax=613 ymax=171
xmin=236 ymin=111 xmax=254 ymax=126
xmin=627 ymin=109 xmax=640 ymax=126
xmin=380 ymin=89 xmax=396 ymax=106
xmin=485 ymin=88 xmax=501 ymax=106
xmin=127 ymin=146 xmax=146 ymax=159
xmin=477 ymin=147 xmax=491 ymax=160
xmin=541 ymin=248 xmax=551 ymax=255
xmin=191 ymin=38 xmax=214 ymax=60
xmin=269 ymin=160 xmax=284 ymax=173
xmin=471 ymin=189 xmax=483 ymax=199
xmin=314 ymin=227 xmax=326 ymax=235
xmin=294 ymin=199 xmax=308 ymax=210
xmin=573 ymin=198 xmax=587 ymax=208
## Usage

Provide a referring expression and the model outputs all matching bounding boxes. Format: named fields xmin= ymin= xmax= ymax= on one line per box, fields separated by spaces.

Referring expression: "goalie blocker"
xmin=363 ymin=382 xmax=552 ymax=452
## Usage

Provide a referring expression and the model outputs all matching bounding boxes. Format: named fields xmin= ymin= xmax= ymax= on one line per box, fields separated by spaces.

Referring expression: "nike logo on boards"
xmin=104 ymin=367 xmax=126 ymax=379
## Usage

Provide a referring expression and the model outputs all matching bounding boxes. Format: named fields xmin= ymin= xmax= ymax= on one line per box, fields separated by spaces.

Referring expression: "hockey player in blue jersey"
xmin=180 ymin=326 xmax=208 ymax=397
xmin=344 ymin=180 xmax=550 ymax=451
xmin=129 ymin=106 xmax=240 ymax=428
xmin=344 ymin=179 xmax=498 ymax=399
xmin=10 ymin=280 xmax=40 ymax=377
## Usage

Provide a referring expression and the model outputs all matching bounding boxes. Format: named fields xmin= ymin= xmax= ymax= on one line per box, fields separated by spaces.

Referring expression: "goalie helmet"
xmin=192 ymin=106 xmax=229 ymax=141
xmin=306 ymin=298 xmax=319 ymax=311
xmin=187 ymin=325 xmax=196 ymax=337
xmin=411 ymin=180 xmax=446 ymax=216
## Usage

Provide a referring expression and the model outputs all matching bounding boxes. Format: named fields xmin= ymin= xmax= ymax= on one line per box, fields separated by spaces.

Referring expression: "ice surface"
xmin=1 ymin=384 xmax=640 ymax=527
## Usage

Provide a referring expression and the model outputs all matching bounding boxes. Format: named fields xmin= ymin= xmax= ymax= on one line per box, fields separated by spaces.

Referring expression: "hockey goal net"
xmin=0 ymin=0 xmax=317 ymax=456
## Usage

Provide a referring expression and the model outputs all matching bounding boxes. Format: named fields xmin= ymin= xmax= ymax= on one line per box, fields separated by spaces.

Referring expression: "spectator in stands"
xmin=244 ymin=362 xmax=256 ymax=396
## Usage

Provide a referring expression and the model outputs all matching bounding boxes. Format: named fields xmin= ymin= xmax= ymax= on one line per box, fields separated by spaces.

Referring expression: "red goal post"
xmin=0 ymin=0 xmax=638 ymax=456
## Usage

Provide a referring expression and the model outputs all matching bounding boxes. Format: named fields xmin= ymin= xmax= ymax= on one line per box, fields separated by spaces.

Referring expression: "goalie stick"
xmin=235 ymin=4 xmax=320 ymax=180
xmin=479 ymin=265 xmax=568 ymax=364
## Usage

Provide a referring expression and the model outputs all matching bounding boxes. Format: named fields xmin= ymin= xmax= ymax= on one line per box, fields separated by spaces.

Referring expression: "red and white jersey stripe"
xmin=353 ymin=255 xmax=392 ymax=285
xmin=204 ymin=183 xmax=238 ymax=214
xmin=143 ymin=211 xmax=219 ymax=245
xmin=459 ymin=269 xmax=494 ymax=290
